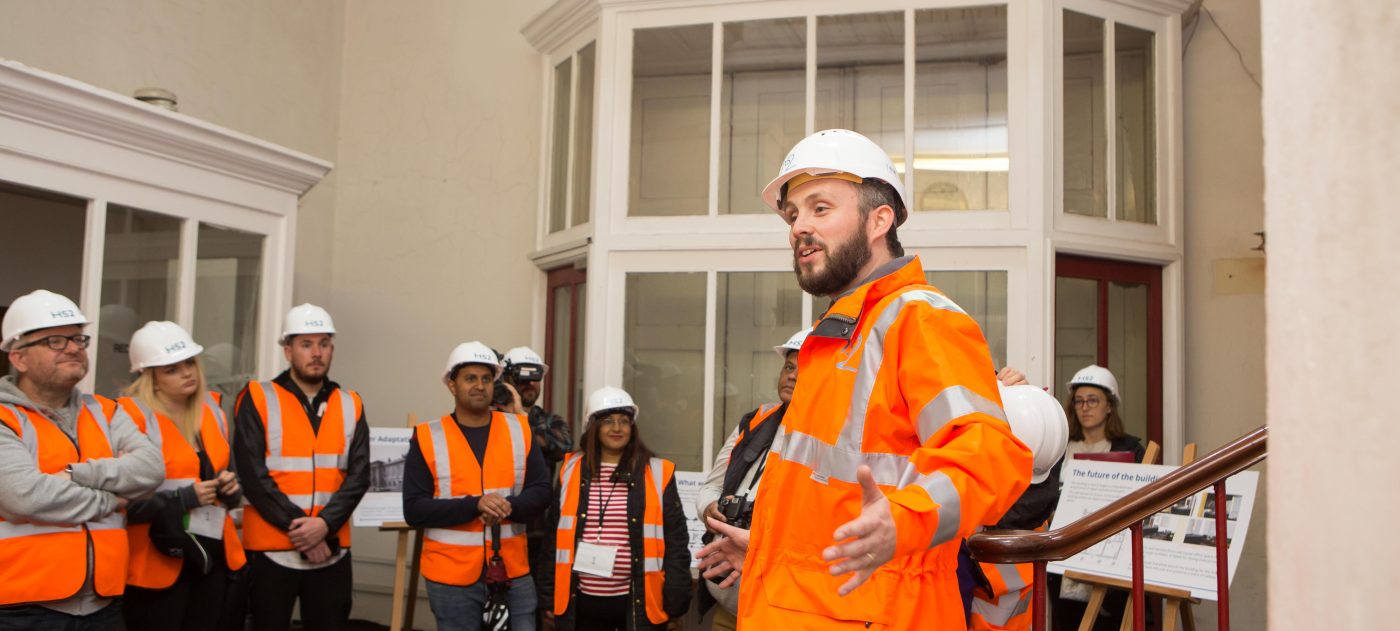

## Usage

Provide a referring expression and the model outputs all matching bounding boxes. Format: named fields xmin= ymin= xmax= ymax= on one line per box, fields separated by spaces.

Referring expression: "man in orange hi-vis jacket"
xmin=697 ymin=129 xmax=1033 ymax=630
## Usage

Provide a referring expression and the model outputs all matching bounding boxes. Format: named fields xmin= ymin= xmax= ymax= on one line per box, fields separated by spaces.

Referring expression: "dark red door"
xmin=544 ymin=266 xmax=586 ymax=431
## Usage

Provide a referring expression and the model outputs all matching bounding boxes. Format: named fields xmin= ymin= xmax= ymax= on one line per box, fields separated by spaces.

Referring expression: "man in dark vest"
xmin=694 ymin=328 xmax=809 ymax=630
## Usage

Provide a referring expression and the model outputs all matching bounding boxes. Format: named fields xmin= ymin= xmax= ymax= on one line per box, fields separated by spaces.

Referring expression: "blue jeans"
xmin=425 ymin=577 xmax=537 ymax=631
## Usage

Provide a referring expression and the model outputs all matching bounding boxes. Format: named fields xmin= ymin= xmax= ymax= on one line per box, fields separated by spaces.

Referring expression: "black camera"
xmin=702 ymin=495 xmax=755 ymax=585
xmin=503 ymin=363 xmax=544 ymax=384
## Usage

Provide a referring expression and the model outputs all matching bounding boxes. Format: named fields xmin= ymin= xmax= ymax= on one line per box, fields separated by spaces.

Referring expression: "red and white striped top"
xmin=577 ymin=463 xmax=632 ymax=596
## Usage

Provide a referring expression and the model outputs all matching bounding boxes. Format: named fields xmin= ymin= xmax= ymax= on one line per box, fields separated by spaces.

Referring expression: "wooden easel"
xmin=382 ymin=413 xmax=424 ymax=631
xmin=1068 ymin=441 xmax=1202 ymax=631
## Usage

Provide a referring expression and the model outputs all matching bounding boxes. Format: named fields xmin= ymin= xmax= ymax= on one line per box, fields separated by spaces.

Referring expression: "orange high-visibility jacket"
xmin=735 ymin=403 xmax=782 ymax=451
xmin=0 ymin=396 xmax=129 ymax=607
xmin=118 ymin=393 xmax=247 ymax=589
xmin=553 ymin=452 xmax=676 ymax=624
xmin=242 ymin=380 xmax=363 ymax=551
xmin=415 ymin=412 xmax=533 ymax=586
xmin=738 ymin=256 xmax=1033 ymax=630
xmin=971 ymin=560 xmax=1035 ymax=631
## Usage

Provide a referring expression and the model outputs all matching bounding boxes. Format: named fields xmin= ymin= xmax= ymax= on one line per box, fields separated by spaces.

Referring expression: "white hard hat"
xmin=998 ymin=384 xmax=1070 ymax=484
xmin=128 ymin=321 xmax=204 ymax=372
xmin=1 ymin=289 xmax=89 ymax=352
xmin=585 ymin=386 xmax=638 ymax=427
xmin=1067 ymin=365 xmax=1119 ymax=400
xmin=444 ymin=341 xmax=501 ymax=382
xmin=503 ymin=346 xmax=548 ymax=375
xmin=280 ymin=303 xmax=336 ymax=344
xmin=773 ymin=327 xmax=811 ymax=359
xmin=761 ymin=129 xmax=910 ymax=224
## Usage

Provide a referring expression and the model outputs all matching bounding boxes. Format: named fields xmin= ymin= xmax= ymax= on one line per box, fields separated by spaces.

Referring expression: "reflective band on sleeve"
xmin=337 ymin=389 xmax=356 ymax=466
xmin=260 ymin=382 xmax=284 ymax=463
xmin=426 ymin=528 xmax=486 ymax=546
xmin=835 ymin=289 xmax=968 ymax=453
xmin=915 ymin=385 xmax=1006 ymax=445
xmin=205 ymin=393 xmax=228 ymax=442
xmin=643 ymin=557 xmax=664 ymax=573
xmin=556 ymin=549 xmax=571 ymax=564
xmin=504 ymin=414 xmax=526 ymax=494
xmin=910 ymin=469 xmax=962 ymax=548
xmin=0 ymin=521 xmax=83 ymax=539
xmin=427 ymin=420 xmax=454 ymax=499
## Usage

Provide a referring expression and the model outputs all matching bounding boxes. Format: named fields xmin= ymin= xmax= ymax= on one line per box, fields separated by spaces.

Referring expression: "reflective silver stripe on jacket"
xmin=205 ymin=392 xmax=228 ymax=442
xmin=334 ymin=389 xmax=356 ymax=468
xmin=647 ymin=457 xmax=665 ymax=503
xmin=158 ymin=477 xmax=199 ymax=493
xmin=555 ymin=549 xmax=571 ymax=564
xmin=972 ymin=585 xmax=1030 ymax=626
xmin=503 ymin=414 xmax=526 ymax=494
xmin=426 ymin=528 xmax=485 ymax=546
xmin=90 ymin=510 xmax=126 ymax=530
xmin=128 ymin=398 xmax=162 ymax=448
xmin=643 ymin=557 xmax=664 ymax=573
xmin=259 ymin=382 xmax=300 ymax=470
xmin=427 ymin=419 xmax=455 ymax=499
xmin=0 ymin=404 xmax=37 ymax=455
xmin=558 ymin=454 xmax=581 ymax=509
xmin=80 ymin=394 xmax=114 ymax=448
xmin=0 ymin=521 xmax=83 ymax=539
xmin=915 ymin=385 xmax=1005 ymax=445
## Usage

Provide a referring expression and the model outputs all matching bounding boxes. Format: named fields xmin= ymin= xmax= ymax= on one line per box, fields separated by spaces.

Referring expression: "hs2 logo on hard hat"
xmin=306 ymin=320 xmax=325 ymax=327
xmin=165 ymin=341 xmax=187 ymax=353
xmin=51 ymin=310 xmax=76 ymax=318
xmin=782 ymin=153 xmax=795 ymax=172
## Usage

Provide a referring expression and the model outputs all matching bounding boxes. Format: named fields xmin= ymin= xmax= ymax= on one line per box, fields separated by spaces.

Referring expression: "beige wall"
xmin=0 ymin=0 xmax=347 ymax=305
xmin=327 ymin=0 xmax=552 ymax=623
xmin=1180 ymin=0 xmax=1268 ymax=628
xmin=1263 ymin=1 xmax=1398 ymax=629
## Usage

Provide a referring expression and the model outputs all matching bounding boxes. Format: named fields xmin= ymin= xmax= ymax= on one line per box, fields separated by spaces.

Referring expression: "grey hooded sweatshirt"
xmin=0 ymin=376 xmax=164 ymax=615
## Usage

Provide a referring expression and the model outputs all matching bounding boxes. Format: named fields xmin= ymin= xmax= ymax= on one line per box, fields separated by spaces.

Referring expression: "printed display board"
xmin=1047 ymin=459 xmax=1259 ymax=601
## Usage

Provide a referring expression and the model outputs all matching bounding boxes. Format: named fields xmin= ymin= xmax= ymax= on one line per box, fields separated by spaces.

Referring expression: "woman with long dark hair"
xmin=540 ymin=387 xmax=690 ymax=630
xmin=1063 ymin=365 xmax=1145 ymax=463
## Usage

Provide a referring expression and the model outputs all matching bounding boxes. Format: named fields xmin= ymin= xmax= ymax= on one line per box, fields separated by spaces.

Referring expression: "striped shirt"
xmin=577 ymin=463 xmax=632 ymax=596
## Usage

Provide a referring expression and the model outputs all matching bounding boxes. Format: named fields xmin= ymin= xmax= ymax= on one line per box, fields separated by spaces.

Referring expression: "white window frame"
xmin=0 ymin=61 xmax=330 ymax=392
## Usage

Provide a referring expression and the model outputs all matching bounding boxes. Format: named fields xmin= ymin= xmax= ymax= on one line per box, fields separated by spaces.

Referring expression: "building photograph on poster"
xmin=353 ymin=427 xmax=415 ymax=527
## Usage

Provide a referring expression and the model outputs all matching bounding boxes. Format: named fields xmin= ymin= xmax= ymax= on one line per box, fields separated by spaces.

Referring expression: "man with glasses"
xmin=0 ymin=289 xmax=164 ymax=629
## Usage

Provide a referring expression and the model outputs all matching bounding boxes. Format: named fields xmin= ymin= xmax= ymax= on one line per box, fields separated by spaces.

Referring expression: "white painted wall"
xmin=1263 ymin=1 xmax=1399 ymax=629
xmin=1180 ymin=0 xmax=1268 ymax=627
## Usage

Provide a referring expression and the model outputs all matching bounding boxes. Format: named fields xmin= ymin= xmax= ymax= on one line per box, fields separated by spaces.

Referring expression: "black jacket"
xmin=232 ymin=371 xmax=370 ymax=551
xmin=539 ymin=455 xmax=692 ymax=630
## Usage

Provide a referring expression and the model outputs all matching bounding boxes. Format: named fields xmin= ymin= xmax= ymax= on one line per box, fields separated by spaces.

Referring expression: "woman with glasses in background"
xmin=117 ymin=321 xmax=245 ymax=631
xmin=539 ymin=386 xmax=691 ymax=631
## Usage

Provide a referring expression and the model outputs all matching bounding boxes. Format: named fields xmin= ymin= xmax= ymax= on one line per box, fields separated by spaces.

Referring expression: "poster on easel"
xmin=1046 ymin=459 xmax=1259 ymax=601
xmin=674 ymin=470 xmax=708 ymax=569
xmin=354 ymin=427 xmax=415 ymax=527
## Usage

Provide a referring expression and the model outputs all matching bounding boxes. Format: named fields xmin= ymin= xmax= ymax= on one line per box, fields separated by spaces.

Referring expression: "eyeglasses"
xmin=17 ymin=334 xmax=92 ymax=351
xmin=596 ymin=416 xmax=633 ymax=428
xmin=1072 ymin=397 xmax=1104 ymax=409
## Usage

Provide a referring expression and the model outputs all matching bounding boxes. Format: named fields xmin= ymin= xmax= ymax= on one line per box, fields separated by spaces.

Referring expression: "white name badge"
xmin=573 ymin=541 xmax=619 ymax=578
xmin=187 ymin=505 xmax=226 ymax=540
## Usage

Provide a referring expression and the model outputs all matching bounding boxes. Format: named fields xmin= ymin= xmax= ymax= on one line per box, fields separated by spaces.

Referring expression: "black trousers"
xmin=0 ymin=602 xmax=121 ymax=631
xmin=575 ymin=594 xmax=629 ymax=631
xmin=247 ymin=551 xmax=353 ymax=631
xmin=123 ymin=542 xmax=230 ymax=631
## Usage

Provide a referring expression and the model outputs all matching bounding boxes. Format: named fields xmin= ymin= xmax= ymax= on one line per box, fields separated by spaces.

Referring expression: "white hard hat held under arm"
xmin=997 ymin=384 xmax=1070 ymax=484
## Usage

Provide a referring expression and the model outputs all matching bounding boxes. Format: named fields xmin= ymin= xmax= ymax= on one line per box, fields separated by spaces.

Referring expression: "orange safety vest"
xmin=735 ymin=403 xmax=782 ymax=449
xmin=242 ymin=380 xmax=362 ymax=551
xmin=119 ymin=393 xmax=247 ymax=589
xmin=971 ymin=559 xmax=1035 ymax=631
xmin=0 ymin=395 xmax=129 ymax=607
xmin=415 ymin=412 xmax=533 ymax=586
xmin=738 ymin=256 xmax=1033 ymax=630
xmin=553 ymin=452 xmax=675 ymax=624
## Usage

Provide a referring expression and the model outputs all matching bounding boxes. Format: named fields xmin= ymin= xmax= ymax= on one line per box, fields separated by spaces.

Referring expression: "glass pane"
xmin=194 ymin=224 xmax=263 ymax=398
xmin=1115 ymin=23 xmax=1156 ymax=224
xmin=630 ymin=24 xmax=712 ymax=217
xmin=712 ymin=272 xmax=804 ymax=456
xmin=1063 ymin=10 xmax=1107 ymax=218
xmin=1106 ymin=280 xmax=1148 ymax=441
xmin=816 ymin=12 xmax=904 ymax=161
xmin=623 ymin=273 xmax=705 ymax=470
xmin=924 ymin=271 xmax=1008 ymax=369
xmin=1054 ymin=276 xmax=1099 ymax=402
xmin=913 ymin=7 xmax=1008 ymax=211
xmin=549 ymin=284 xmax=572 ymax=420
xmin=0 ymin=182 xmax=87 ymax=378
xmin=719 ymin=17 xmax=806 ymax=215
xmin=96 ymin=206 xmax=180 ymax=397
xmin=548 ymin=57 xmax=573 ymax=233
xmin=571 ymin=43 xmax=596 ymax=227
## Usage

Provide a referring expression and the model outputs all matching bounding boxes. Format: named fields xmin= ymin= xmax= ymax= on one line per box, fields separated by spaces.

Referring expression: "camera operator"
xmin=694 ymin=328 xmax=808 ymax=630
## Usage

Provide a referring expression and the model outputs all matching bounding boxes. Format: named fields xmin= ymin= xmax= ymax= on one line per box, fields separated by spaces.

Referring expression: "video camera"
xmin=493 ymin=360 xmax=545 ymax=409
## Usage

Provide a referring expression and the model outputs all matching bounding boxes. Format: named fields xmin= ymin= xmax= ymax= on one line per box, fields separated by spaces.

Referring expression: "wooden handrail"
xmin=968 ymin=426 xmax=1267 ymax=564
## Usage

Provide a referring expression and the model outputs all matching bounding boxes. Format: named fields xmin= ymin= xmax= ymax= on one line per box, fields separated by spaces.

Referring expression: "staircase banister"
xmin=967 ymin=426 xmax=1267 ymax=565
